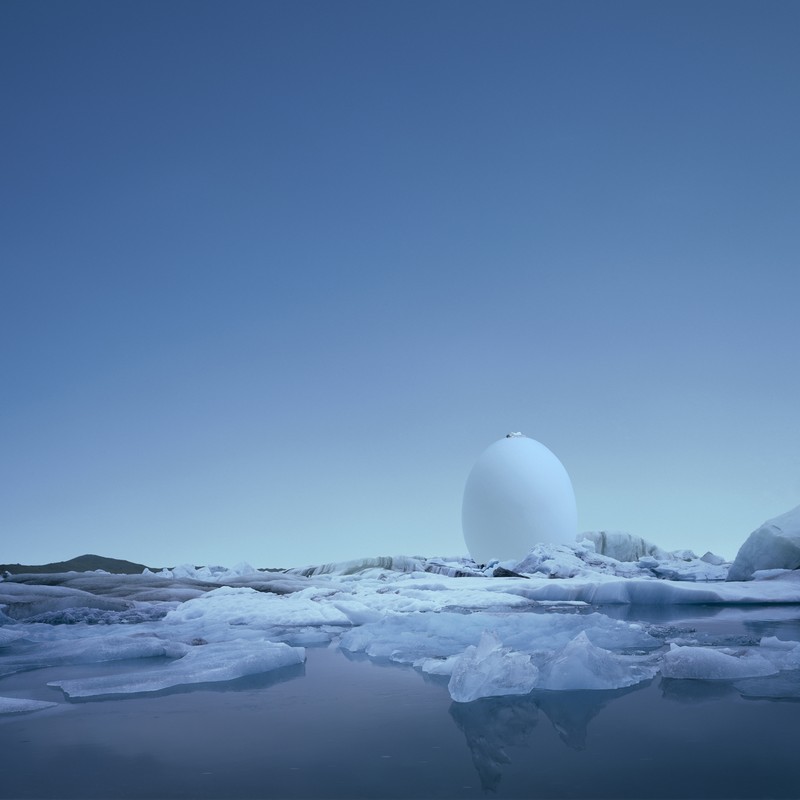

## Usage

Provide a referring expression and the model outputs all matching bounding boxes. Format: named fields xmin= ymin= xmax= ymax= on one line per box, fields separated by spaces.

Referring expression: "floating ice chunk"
xmin=415 ymin=655 xmax=461 ymax=676
xmin=650 ymin=559 xmax=729 ymax=582
xmin=0 ymin=628 xmax=24 ymax=646
xmin=701 ymin=552 xmax=727 ymax=566
xmin=503 ymin=570 xmax=800 ymax=604
xmin=513 ymin=544 xmax=585 ymax=578
xmin=1 ymin=632 xmax=187 ymax=671
xmin=661 ymin=644 xmax=778 ymax=680
xmin=0 ymin=582 xmax=129 ymax=621
xmin=380 ymin=584 xmax=532 ymax=614
xmin=228 ymin=562 xmax=259 ymax=577
xmin=22 ymin=605 xmax=170 ymax=625
xmin=169 ymin=564 xmax=200 ymax=580
xmin=539 ymin=631 xmax=657 ymax=691
xmin=328 ymin=600 xmax=384 ymax=625
xmin=163 ymin=586 xmax=351 ymax=641
xmin=757 ymin=637 xmax=800 ymax=671
xmin=448 ymin=632 xmax=538 ymax=703
xmin=512 ymin=536 xmax=728 ymax=582
xmin=0 ymin=696 xmax=58 ymax=714
xmin=340 ymin=610 xmax=660 ymax=667
xmin=509 ymin=540 xmax=730 ymax=582
xmin=49 ymin=639 xmax=304 ymax=698
xmin=728 ymin=505 xmax=800 ymax=581
xmin=580 ymin=531 xmax=668 ymax=562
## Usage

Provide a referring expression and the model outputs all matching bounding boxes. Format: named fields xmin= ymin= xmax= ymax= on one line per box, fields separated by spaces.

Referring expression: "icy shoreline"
xmin=2 ymin=541 xmax=800 ymax=709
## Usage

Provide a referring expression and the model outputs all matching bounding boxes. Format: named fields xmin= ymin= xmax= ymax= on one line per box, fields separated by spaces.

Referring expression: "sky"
xmin=2 ymin=0 xmax=799 ymax=568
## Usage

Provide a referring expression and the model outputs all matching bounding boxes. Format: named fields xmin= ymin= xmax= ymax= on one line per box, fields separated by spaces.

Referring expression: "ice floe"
xmin=2 ymin=527 xmax=800 ymax=706
xmin=0 ymin=696 xmax=58 ymax=714
xmin=49 ymin=639 xmax=304 ymax=698
xmin=661 ymin=644 xmax=778 ymax=680
xmin=537 ymin=631 xmax=657 ymax=691
xmin=448 ymin=631 xmax=538 ymax=703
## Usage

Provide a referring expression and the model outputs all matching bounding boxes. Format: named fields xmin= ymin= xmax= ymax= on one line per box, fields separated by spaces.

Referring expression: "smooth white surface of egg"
xmin=462 ymin=433 xmax=577 ymax=564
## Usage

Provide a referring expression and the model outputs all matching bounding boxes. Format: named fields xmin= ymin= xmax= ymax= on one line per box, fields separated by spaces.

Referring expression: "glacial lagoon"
xmin=2 ymin=553 xmax=800 ymax=799
xmin=2 ymin=623 xmax=800 ymax=800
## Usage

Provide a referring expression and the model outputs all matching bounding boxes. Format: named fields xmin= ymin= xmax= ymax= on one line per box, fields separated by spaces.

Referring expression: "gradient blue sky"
xmin=2 ymin=0 xmax=799 ymax=568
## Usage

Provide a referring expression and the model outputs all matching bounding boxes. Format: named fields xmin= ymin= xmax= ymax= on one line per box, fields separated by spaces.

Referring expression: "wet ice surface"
xmin=2 ymin=552 xmax=800 ymax=797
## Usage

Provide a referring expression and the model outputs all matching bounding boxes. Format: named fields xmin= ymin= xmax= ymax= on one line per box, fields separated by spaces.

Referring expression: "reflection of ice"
xmin=449 ymin=694 xmax=540 ymax=791
xmin=536 ymin=684 xmax=643 ymax=749
xmin=734 ymin=671 xmax=800 ymax=700
xmin=660 ymin=677 xmax=739 ymax=703
xmin=450 ymin=682 xmax=648 ymax=789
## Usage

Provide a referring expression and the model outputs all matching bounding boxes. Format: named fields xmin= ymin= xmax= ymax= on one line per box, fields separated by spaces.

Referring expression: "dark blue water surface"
xmin=2 ymin=608 xmax=800 ymax=800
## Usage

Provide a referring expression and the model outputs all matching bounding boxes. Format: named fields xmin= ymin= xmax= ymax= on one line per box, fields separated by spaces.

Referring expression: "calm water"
xmin=1 ymin=608 xmax=800 ymax=800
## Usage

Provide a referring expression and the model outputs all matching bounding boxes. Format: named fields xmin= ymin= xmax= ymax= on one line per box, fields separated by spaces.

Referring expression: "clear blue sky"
xmin=2 ymin=0 xmax=798 ymax=568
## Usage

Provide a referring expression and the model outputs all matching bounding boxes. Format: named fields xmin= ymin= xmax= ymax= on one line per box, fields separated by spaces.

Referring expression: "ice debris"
xmin=580 ymin=531 xmax=668 ymax=562
xmin=447 ymin=629 xmax=657 ymax=701
xmin=538 ymin=631 xmax=657 ymax=691
xmin=49 ymin=640 xmax=304 ymax=698
xmin=449 ymin=632 xmax=538 ymax=703
xmin=0 ymin=696 xmax=58 ymax=714
xmin=511 ymin=540 xmax=729 ymax=582
xmin=2 ymin=524 xmax=800 ymax=705
xmin=661 ymin=644 xmax=778 ymax=680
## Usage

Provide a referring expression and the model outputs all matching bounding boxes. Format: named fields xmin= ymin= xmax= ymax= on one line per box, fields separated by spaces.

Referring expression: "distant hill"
xmin=0 ymin=554 xmax=154 ymax=575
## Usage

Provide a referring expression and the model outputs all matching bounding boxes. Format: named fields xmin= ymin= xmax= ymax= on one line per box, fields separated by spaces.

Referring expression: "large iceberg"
xmin=728 ymin=505 xmax=800 ymax=581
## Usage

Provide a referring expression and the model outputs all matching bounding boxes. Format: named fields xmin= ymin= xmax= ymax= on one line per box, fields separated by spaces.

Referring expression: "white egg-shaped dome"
xmin=462 ymin=433 xmax=577 ymax=564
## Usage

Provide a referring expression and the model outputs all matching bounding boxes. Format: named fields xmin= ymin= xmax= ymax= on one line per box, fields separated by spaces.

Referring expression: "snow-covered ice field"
xmin=2 ymin=538 xmax=800 ymax=798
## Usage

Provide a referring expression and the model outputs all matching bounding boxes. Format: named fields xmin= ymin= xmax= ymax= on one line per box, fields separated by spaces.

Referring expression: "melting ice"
xmin=2 ymin=526 xmax=800 ymax=712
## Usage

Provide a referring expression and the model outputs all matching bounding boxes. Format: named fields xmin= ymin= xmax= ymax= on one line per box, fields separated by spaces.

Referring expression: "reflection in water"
xmin=62 ymin=660 xmax=307 ymax=703
xmin=742 ymin=616 xmax=800 ymax=643
xmin=661 ymin=672 xmax=800 ymax=703
xmin=535 ymin=684 xmax=642 ymax=749
xmin=598 ymin=603 xmax=727 ymax=624
xmin=449 ymin=695 xmax=540 ymax=791
xmin=659 ymin=676 xmax=738 ymax=704
xmin=449 ymin=683 xmax=648 ymax=790
xmin=735 ymin=671 xmax=800 ymax=700
xmin=602 ymin=602 xmax=800 ymax=629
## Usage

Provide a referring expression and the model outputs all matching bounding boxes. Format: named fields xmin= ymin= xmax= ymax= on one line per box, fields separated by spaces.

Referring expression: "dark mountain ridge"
xmin=0 ymin=554 xmax=154 ymax=575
